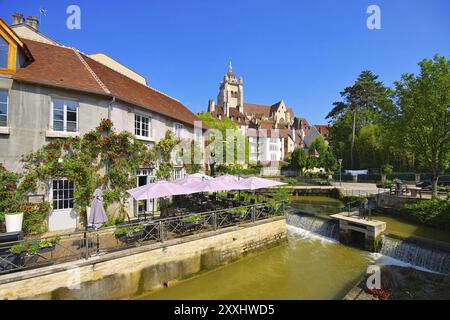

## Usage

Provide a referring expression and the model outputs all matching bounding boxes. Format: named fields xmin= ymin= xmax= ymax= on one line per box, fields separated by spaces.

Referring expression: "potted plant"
xmin=4 ymin=211 xmax=24 ymax=233
xmin=180 ymin=214 xmax=204 ymax=230
xmin=9 ymin=237 xmax=60 ymax=256
xmin=114 ymin=225 xmax=144 ymax=240
xmin=227 ymin=207 xmax=247 ymax=220
xmin=37 ymin=238 xmax=60 ymax=254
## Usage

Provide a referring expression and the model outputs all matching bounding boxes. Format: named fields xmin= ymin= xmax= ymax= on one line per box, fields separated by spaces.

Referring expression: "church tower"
xmin=217 ymin=63 xmax=244 ymax=116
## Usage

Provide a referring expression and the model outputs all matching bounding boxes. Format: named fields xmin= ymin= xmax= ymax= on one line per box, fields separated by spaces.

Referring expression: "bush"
xmin=329 ymin=187 xmax=344 ymax=200
xmin=403 ymin=199 xmax=450 ymax=231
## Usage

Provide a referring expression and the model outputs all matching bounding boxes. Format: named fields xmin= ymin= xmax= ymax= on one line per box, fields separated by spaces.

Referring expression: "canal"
xmin=137 ymin=196 xmax=450 ymax=300
xmin=138 ymin=228 xmax=372 ymax=300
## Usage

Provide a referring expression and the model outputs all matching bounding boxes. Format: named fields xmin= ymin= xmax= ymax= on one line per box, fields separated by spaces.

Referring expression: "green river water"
xmin=137 ymin=196 xmax=449 ymax=300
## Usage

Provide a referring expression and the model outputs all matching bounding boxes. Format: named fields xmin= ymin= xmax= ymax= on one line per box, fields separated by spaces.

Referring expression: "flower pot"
xmin=5 ymin=213 xmax=24 ymax=233
xmin=39 ymin=245 xmax=56 ymax=254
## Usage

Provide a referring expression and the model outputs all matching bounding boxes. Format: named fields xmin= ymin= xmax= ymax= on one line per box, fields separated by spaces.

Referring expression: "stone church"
xmin=206 ymin=64 xmax=329 ymax=160
xmin=207 ymin=63 xmax=294 ymax=131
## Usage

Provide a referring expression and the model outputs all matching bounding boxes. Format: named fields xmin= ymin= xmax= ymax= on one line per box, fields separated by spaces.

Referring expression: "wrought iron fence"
xmin=0 ymin=203 xmax=285 ymax=275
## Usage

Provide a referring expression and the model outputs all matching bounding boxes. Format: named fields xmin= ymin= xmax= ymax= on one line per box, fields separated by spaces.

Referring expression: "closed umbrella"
xmin=88 ymin=188 xmax=107 ymax=229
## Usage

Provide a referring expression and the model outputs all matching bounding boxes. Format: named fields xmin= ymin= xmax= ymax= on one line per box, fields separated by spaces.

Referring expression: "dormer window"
xmin=0 ymin=19 xmax=34 ymax=75
xmin=0 ymin=37 xmax=8 ymax=69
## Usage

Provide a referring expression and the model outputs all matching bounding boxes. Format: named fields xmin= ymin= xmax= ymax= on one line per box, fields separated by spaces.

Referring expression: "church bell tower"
xmin=217 ymin=63 xmax=244 ymax=116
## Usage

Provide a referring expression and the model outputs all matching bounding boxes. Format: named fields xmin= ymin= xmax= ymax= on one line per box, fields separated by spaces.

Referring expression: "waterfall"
xmin=379 ymin=236 xmax=450 ymax=274
xmin=286 ymin=213 xmax=450 ymax=274
xmin=286 ymin=214 xmax=339 ymax=240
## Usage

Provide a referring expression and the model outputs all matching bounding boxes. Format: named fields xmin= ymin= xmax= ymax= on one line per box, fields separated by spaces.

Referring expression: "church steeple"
xmin=227 ymin=61 xmax=233 ymax=74
xmin=217 ymin=63 xmax=244 ymax=115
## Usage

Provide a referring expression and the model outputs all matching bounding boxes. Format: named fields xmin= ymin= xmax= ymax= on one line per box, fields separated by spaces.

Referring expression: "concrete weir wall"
xmin=0 ymin=217 xmax=286 ymax=300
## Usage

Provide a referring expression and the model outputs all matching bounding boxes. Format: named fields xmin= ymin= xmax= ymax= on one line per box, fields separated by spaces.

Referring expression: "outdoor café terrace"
xmin=0 ymin=174 xmax=287 ymax=275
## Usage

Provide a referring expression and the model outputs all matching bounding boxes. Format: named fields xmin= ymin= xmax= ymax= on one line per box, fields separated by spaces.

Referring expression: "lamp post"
xmin=338 ymin=159 xmax=343 ymax=187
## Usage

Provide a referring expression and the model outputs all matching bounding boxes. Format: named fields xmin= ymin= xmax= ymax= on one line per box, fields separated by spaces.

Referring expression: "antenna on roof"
xmin=39 ymin=7 xmax=48 ymax=30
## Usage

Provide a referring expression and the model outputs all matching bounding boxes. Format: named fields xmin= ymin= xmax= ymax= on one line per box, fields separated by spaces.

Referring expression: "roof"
xmin=243 ymin=103 xmax=271 ymax=118
xmin=210 ymin=105 xmax=247 ymax=125
xmin=314 ymin=124 xmax=330 ymax=137
xmin=13 ymin=39 xmax=204 ymax=128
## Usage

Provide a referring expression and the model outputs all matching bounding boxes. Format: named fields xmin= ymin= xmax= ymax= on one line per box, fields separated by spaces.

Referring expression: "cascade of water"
xmin=379 ymin=236 xmax=450 ymax=274
xmin=286 ymin=214 xmax=339 ymax=240
xmin=286 ymin=213 xmax=450 ymax=274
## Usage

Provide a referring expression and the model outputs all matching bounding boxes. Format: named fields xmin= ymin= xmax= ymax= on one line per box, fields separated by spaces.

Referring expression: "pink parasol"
xmin=127 ymin=180 xmax=197 ymax=200
xmin=238 ymin=177 xmax=287 ymax=190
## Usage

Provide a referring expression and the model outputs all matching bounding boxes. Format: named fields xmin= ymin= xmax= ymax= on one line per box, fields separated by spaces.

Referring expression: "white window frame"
xmin=174 ymin=167 xmax=183 ymax=180
xmin=50 ymin=98 xmax=79 ymax=132
xmin=174 ymin=122 xmax=183 ymax=139
xmin=0 ymin=89 xmax=8 ymax=127
xmin=51 ymin=178 xmax=75 ymax=210
xmin=135 ymin=113 xmax=152 ymax=138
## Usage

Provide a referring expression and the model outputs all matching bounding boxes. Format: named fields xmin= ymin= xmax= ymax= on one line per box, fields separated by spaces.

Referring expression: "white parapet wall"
xmin=0 ymin=217 xmax=286 ymax=300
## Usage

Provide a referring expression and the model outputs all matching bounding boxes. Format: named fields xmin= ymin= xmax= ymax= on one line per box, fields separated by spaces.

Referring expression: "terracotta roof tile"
xmin=243 ymin=103 xmax=271 ymax=118
xmin=13 ymin=39 xmax=204 ymax=128
xmin=210 ymin=105 xmax=247 ymax=125
xmin=15 ymin=39 xmax=105 ymax=95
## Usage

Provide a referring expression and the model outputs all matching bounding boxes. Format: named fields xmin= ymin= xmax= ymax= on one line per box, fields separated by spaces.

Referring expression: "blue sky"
xmin=2 ymin=0 xmax=449 ymax=124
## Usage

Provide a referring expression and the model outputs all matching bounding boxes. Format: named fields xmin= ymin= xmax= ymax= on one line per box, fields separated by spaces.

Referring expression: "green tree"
xmin=197 ymin=112 xmax=249 ymax=174
xmin=326 ymin=71 xmax=392 ymax=169
xmin=390 ymin=55 xmax=450 ymax=196
xmin=308 ymin=136 xmax=338 ymax=173
xmin=290 ymin=148 xmax=309 ymax=175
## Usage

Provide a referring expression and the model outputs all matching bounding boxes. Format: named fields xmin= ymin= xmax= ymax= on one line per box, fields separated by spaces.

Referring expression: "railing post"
xmin=213 ymin=212 xmax=217 ymax=230
xmin=252 ymin=206 xmax=256 ymax=222
xmin=159 ymin=221 xmax=164 ymax=243
xmin=84 ymin=231 xmax=90 ymax=260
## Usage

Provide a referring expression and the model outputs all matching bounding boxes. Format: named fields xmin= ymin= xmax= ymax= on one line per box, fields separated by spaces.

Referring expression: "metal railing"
xmin=0 ymin=203 xmax=285 ymax=276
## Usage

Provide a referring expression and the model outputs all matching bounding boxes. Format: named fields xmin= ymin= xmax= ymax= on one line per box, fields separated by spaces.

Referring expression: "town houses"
xmin=0 ymin=13 xmax=327 ymax=231
xmin=0 ymin=14 xmax=207 ymax=230
xmin=207 ymin=63 xmax=329 ymax=164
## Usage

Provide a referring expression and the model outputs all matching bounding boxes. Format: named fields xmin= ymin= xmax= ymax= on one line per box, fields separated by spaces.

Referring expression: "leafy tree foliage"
xmin=389 ymin=55 xmax=450 ymax=195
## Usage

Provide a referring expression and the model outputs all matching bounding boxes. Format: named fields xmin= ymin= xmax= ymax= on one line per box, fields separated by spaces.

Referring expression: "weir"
xmin=286 ymin=213 xmax=450 ymax=274
xmin=330 ymin=213 xmax=386 ymax=252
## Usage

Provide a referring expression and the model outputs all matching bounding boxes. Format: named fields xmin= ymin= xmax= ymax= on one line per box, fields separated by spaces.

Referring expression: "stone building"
xmin=207 ymin=64 xmax=327 ymax=162
xmin=0 ymin=14 xmax=205 ymax=231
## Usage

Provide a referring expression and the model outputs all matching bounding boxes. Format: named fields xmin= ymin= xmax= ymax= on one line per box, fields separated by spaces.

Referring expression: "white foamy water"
xmin=370 ymin=252 xmax=443 ymax=274
xmin=287 ymin=224 xmax=339 ymax=244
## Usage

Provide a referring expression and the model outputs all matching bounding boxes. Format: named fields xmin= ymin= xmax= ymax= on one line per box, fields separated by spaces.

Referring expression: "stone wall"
xmin=0 ymin=217 xmax=286 ymax=300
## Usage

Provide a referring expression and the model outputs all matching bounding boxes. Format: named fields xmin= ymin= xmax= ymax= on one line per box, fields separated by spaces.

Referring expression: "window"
xmin=135 ymin=114 xmax=151 ymax=137
xmin=0 ymin=90 xmax=7 ymax=127
xmin=52 ymin=179 xmax=74 ymax=210
xmin=174 ymin=168 xmax=183 ymax=180
xmin=271 ymin=154 xmax=277 ymax=161
xmin=52 ymin=99 xmax=79 ymax=132
xmin=174 ymin=123 xmax=183 ymax=139
xmin=0 ymin=37 xmax=8 ymax=69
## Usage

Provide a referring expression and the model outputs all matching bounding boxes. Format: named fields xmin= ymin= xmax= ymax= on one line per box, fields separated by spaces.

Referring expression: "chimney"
xmin=208 ymin=99 xmax=215 ymax=112
xmin=12 ymin=13 xmax=24 ymax=25
xmin=26 ymin=16 xmax=39 ymax=31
